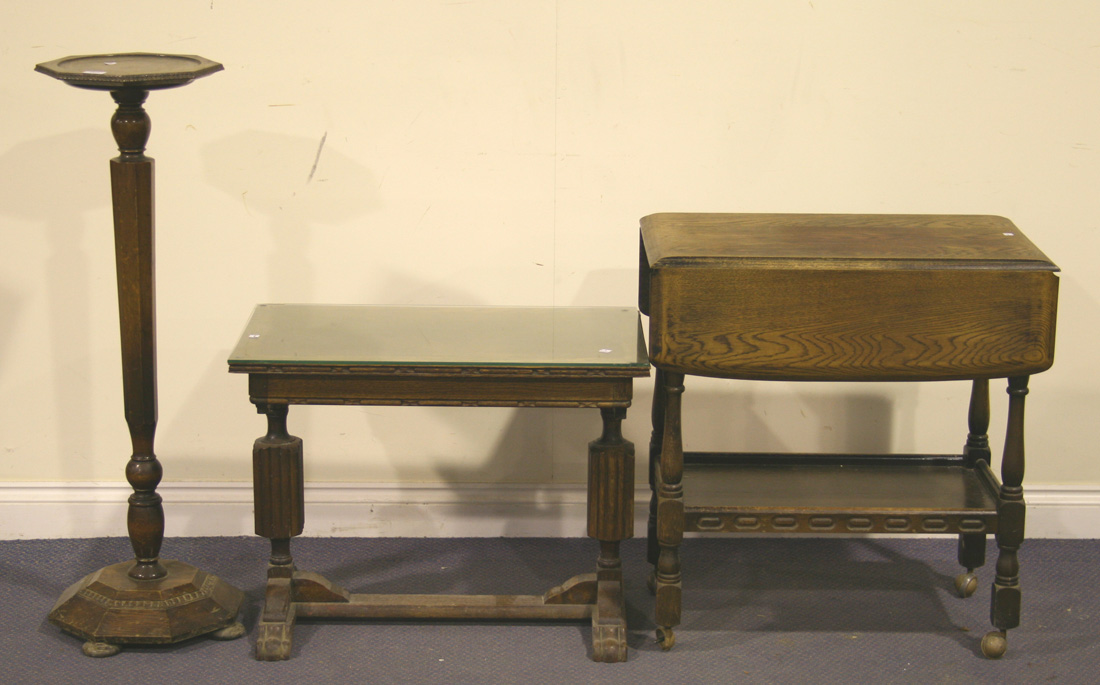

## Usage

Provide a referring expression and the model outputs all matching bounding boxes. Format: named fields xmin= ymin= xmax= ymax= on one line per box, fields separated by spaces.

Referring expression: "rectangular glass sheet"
xmin=228 ymin=304 xmax=648 ymax=368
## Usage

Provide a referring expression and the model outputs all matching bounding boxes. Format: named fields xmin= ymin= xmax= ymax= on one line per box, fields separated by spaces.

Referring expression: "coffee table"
xmin=638 ymin=213 xmax=1059 ymax=658
xmin=228 ymin=304 xmax=649 ymax=661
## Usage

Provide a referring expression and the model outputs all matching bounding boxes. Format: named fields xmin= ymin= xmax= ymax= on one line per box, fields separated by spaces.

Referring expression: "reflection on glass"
xmin=228 ymin=305 xmax=648 ymax=368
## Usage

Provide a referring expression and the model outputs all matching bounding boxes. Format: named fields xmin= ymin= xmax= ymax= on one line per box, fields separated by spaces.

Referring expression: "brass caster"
xmin=981 ymin=630 xmax=1008 ymax=659
xmin=954 ymin=572 xmax=978 ymax=598
xmin=210 ymin=621 xmax=246 ymax=641
xmin=657 ymin=626 xmax=676 ymax=651
xmin=647 ymin=569 xmax=657 ymax=595
xmin=82 ymin=641 xmax=120 ymax=658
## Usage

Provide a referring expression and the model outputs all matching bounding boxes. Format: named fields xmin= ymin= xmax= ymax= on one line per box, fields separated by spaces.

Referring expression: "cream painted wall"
xmin=1 ymin=1 xmax=1096 ymax=488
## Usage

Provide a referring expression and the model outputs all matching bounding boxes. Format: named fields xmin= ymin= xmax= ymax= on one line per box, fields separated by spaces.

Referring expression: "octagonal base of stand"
xmin=49 ymin=559 xmax=244 ymax=650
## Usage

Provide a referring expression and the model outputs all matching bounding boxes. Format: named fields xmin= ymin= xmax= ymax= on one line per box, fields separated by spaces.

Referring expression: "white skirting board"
xmin=1 ymin=482 xmax=1098 ymax=540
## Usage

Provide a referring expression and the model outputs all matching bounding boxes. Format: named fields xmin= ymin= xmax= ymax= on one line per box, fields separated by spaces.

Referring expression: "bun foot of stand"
xmin=210 ymin=621 xmax=247 ymax=641
xmin=981 ymin=630 xmax=1008 ymax=659
xmin=81 ymin=641 xmax=120 ymax=658
xmin=954 ymin=571 xmax=979 ymax=598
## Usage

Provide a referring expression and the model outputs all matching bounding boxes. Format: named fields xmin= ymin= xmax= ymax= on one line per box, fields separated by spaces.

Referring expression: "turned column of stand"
xmin=38 ymin=53 xmax=243 ymax=656
xmin=110 ymin=88 xmax=167 ymax=583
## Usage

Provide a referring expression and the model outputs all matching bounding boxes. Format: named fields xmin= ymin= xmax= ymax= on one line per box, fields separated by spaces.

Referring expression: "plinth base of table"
xmin=48 ymin=559 xmax=245 ymax=656
xmin=256 ymin=568 xmax=628 ymax=662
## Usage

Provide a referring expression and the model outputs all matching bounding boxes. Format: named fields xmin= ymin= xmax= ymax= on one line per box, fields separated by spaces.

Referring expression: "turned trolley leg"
xmin=983 ymin=376 xmax=1028 ymax=659
xmin=957 ymin=379 xmax=990 ymax=598
xmin=252 ymin=403 xmax=305 ymax=661
xmin=647 ymin=369 xmax=668 ymax=594
xmin=588 ymin=406 xmax=634 ymax=662
xmin=654 ymin=371 xmax=684 ymax=651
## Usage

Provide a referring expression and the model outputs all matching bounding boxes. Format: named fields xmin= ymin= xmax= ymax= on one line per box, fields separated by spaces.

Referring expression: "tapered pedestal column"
xmin=36 ymin=53 xmax=243 ymax=656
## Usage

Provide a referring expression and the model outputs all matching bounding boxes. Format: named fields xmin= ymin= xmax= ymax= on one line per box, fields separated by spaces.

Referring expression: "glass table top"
xmin=228 ymin=305 xmax=649 ymax=368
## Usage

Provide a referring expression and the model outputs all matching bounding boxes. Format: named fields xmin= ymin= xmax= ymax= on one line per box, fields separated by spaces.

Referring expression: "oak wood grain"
xmin=641 ymin=213 xmax=1057 ymax=268
xmin=648 ymin=267 xmax=1058 ymax=380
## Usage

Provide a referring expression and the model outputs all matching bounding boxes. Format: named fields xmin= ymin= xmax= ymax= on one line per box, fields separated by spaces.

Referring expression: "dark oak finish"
xmin=639 ymin=213 xmax=1059 ymax=658
xmin=642 ymin=213 xmax=1058 ymax=381
xmin=35 ymin=53 xmax=223 ymax=91
xmin=229 ymin=305 xmax=649 ymax=662
xmin=38 ymin=54 xmax=242 ymax=657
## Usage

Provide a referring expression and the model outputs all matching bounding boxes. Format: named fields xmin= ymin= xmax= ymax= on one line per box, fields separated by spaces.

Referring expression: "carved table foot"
xmin=592 ymin=623 xmax=628 ymax=662
xmin=591 ymin=579 xmax=628 ymax=662
xmin=256 ymin=572 xmax=305 ymax=661
xmin=255 ymin=567 xmax=351 ymax=660
xmin=256 ymin=621 xmax=295 ymax=661
xmin=256 ymin=574 xmax=297 ymax=660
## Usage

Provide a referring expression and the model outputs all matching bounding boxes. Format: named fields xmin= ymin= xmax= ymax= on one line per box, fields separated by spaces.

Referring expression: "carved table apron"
xmin=228 ymin=304 xmax=650 ymax=662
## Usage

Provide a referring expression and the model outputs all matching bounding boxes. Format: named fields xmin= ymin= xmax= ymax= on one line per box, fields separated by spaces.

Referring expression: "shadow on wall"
xmin=201 ymin=130 xmax=379 ymax=302
xmin=0 ymin=129 xmax=112 ymax=497
xmin=677 ymin=383 xmax=898 ymax=456
xmin=200 ymin=130 xmax=379 ymax=450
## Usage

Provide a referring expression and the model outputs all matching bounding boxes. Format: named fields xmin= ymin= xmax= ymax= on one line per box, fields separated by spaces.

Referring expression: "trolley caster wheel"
xmin=82 ymin=641 xmax=120 ymax=658
xmin=210 ymin=621 xmax=246 ymax=641
xmin=647 ymin=570 xmax=657 ymax=595
xmin=954 ymin=572 xmax=978 ymax=598
xmin=981 ymin=630 xmax=1007 ymax=659
xmin=657 ymin=626 xmax=676 ymax=651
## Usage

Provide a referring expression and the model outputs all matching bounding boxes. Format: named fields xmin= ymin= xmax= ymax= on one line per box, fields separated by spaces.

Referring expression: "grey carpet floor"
xmin=2 ymin=536 xmax=1097 ymax=684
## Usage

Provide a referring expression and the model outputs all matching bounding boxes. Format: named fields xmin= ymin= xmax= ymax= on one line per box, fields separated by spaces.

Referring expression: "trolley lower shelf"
xmin=677 ymin=453 xmax=1001 ymax=535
